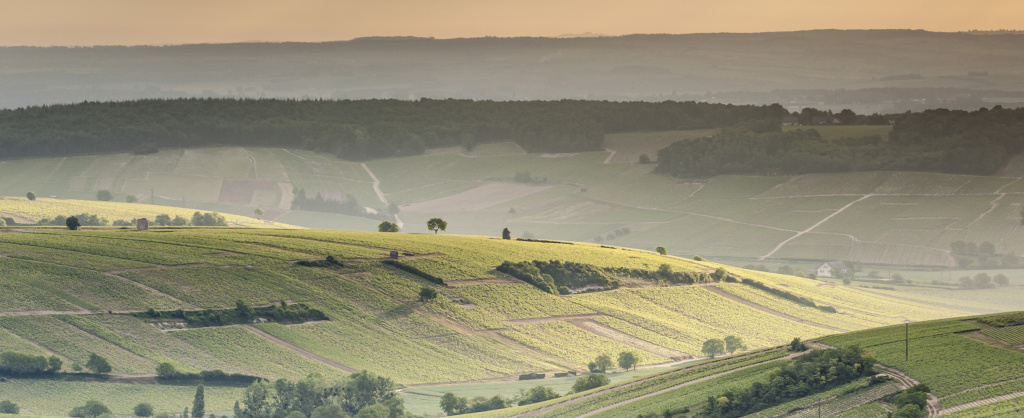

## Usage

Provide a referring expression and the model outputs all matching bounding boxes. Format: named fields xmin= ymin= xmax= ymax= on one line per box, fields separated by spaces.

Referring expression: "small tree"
xmin=843 ymin=278 xmax=852 ymax=285
xmin=427 ymin=218 xmax=447 ymax=234
xmin=518 ymin=385 xmax=560 ymax=406
xmin=26 ymin=191 xmax=36 ymax=201
xmin=85 ymin=353 xmax=112 ymax=374
xmin=0 ymin=400 xmax=19 ymax=414
xmin=66 ymin=216 xmax=81 ymax=230
xmin=192 ymin=385 xmax=205 ymax=418
xmin=439 ymin=393 xmax=468 ymax=416
xmin=254 ymin=208 xmax=264 ymax=219
xmin=419 ymin=287 xmax=437 ymax=302
xmin=69 ymin=400 xmax=110 ymax=418
xmin=96 ymin=190 xmax=113 ymax=201
xmin=126 ymin=194 xmax=139 ymax=203
xmin=655 ymin=246 xmax=667 ymax=255
xmin=588 ymin=354 xmax=614 ymax=373
xmin=789 ymin=337 xmax=808 ymax=352
xmin=994 ymin=273 xmax=1009 ymax=286
xmin=693 ymin=255 xmax=704 ymax=261
xmin=724 ymin=336 xmax=747 ymax=354
xmin=156 ymin=362 xmax=177 ymax=378
xmin=377 ymin=221 xmax=399 ymax=232
xmin=617 ymin=351 xmax=640 ymax=370
xmin=502 ymin=228 xmax=511 ymax=240
xmin=638 ymin=153 xmax=651 ymax=164
xmin=570 ymin=374 xmax=610 ymax=393
xmin=134 ymin=403 xmax=154 ymax=417
xmin=702 ymin=339 xmax=725 ymax=359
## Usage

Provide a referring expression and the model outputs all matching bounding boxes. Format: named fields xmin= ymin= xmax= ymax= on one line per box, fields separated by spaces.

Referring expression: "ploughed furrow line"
xmin=703 ymin=285 xmax=847 ymax=333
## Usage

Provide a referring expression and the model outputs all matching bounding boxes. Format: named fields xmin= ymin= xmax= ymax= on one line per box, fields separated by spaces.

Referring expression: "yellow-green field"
xmin=0 ymin=227 xmax=985 ymax=414
xmin=0 ymin=196 xmax=296 ymax=228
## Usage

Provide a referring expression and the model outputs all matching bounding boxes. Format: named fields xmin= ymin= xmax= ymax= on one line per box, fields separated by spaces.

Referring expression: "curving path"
xmin=759 ymin=194 xmax=873 ymax=260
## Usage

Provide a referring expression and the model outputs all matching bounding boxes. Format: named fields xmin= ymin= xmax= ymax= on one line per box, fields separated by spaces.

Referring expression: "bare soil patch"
xmin=402 ymin=182 xmax=550 ymax=212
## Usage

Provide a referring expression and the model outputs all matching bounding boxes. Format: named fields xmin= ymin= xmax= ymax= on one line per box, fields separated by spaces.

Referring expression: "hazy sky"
xmin=2 ymin=0 xmax=1022 ymax=46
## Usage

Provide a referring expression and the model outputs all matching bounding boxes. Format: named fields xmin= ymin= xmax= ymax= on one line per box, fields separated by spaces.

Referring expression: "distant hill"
xmin=2 ymin=30 xmax=1024 ymax=112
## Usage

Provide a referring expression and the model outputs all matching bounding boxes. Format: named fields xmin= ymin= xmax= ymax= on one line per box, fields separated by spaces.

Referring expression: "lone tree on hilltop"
xmin=85 ymin=353 xmax=112 ymax=374
xmin=26 ymin=191 xmax=36 ymax=201
xmin=656 ymin=246 xmax=667 ymax=255
xmin=502 ymin=227 xmax=511 ymax=240
xmin=618 ymin=351 xmax=641 ymax=370
xmin=702 ymin=339 xmax=725 ymax=359
xmin=96 ymin=190 xmax=113 ymax=201
xmin=125 ymin=194 xmax=138 ymax=203
xmin=66 ymin=216 xmax=81 ymax=230
xmin=254 ymin=208 xmax=264 ymax=219
xmin=378 ymin=221 xmax=399 ymax=232
xmin=427 ymin=218 xmax=447 ymax=234
xmin=724 ymin=336 xmax=747 ymax=354
xmin=419 ymin=286 xmax=437 ymax=302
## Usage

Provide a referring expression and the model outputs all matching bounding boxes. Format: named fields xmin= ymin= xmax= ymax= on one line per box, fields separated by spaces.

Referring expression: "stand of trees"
xmin=497 ymin=260 xmax=622 ymax=295
xmin=232 ymin=371 xmax=407 ymax=418
xmin=693 ymin=346 xmax=877 ymax=418
xmin=0 ymin=99 xmax=787 ymax=161
xmin=656 ymin=106 xmax=1024 ymax=177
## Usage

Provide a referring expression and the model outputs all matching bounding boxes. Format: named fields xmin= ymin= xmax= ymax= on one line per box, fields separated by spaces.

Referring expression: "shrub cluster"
xmin=383 ymin=260 xmax=445 ymax=285
xmin=497 ymin=260 xmax=620 ymax=294
xmin=137 ymin=301 xmax=328 ymax=328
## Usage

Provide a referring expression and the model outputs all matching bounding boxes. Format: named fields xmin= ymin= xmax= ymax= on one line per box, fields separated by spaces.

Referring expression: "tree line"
xmin=0 ymin=98 xmax=786 ymax=160
xmin=655 ymin=106 xmax=1024 ymax=177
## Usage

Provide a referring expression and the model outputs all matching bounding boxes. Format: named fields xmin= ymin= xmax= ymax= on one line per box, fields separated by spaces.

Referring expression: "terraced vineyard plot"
xmin=118 ymin=266 xmax=316 ymax=308
xmin=633 ymin=286 xmax=832 ymax=346
xmin=982 ymin=325 xmax=1024 ymax=345
xmin=0 ymin=326 xmax=48 ymax=355
xmin=0 ymin=316 xmax=156 ymax=374
xmin=454 ymin=284 xmax=593 ymax=320
xmin=87 ymin=315 xmax=236 ymax=373
xmin=0 ymin=231 xmax=217 ymax=266
xmin=950 ymin=397 xmax=1024 ymax=417
xmin=940 ymin=379 xmax=1024 ymax=409
xmin=171 ymin=326 xmax=347 ymax=380
xmin=395 ymin=256 xmax=505 ymax=281
xmin=1 ymin=258 xmax=182 ymax=311
xmin=0 ymin=196 xmax=277 ymax=228
xmin=0 ymin=380 xmax=244 ymax=417
xmin=751 ymin=378 xmax=901 ymax=418
xmin=820 ymin=320 xmax=1024 ymax=398
xmin=0 ymin=242 xmax=154 ymax=271
xmin=587 ymin=360 xmax=783 ymax=418
xmin=831 ymin=402 xmax=889 ymax=418
xmin=487 ymin=349 xmax=788 ymax=418
xmin=714 ymin=283 xmax=887 ymax=331
xmin=501 ymin=321 xmax=669 ymax=366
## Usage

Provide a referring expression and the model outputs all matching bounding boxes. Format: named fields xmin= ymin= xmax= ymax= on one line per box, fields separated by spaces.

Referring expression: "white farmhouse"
xmin=816 ymin=261 xmax=849 ymax=278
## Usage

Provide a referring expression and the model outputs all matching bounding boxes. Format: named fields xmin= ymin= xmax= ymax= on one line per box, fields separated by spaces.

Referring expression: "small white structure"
xmin=816 ymin=261 xmax=849 ymax=278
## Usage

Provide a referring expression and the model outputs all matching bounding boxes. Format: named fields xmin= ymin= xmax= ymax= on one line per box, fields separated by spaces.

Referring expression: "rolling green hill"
xmin=0 ymin=227 xmax=997 ymax=415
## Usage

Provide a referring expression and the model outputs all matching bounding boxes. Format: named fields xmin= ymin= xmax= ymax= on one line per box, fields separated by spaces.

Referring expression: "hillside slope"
xmin=0 ymin=228 xmax=977 ymax=414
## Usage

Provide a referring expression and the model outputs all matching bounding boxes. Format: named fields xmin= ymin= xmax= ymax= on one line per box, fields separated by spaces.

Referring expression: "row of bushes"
xmin=740 ymin=279 xmax=836 ymax=313
xmin=383 ymin=260 xmax=446 ymax=285
xmin=155 ymin=363 xmax=259 ymax=386
xmin=497 ymin=260 xmax=620 ymax=295
xmin=137 ymin=301 xmax=328 ymax=327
